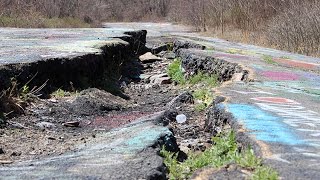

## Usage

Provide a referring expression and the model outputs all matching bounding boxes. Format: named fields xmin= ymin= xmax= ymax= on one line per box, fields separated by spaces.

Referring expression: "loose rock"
xmin=150 ymin=73 xmax=168 ymax=82
xmin=166 ymin=92 xmax=194 ymax=108
xmin=163 ymin=52 xmax=176 ymax=59
xmin=154 ymin=77 xmax=172 ymax=85
xmin=151 ymin=44 xmax=168 ymax=54
xmin=139 ymin=52 xmax=162 ymax=63
xmin=36 ymin=122 xmax=56 ymax=130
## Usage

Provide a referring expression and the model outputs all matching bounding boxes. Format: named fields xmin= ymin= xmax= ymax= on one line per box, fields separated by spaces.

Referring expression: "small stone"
xmin=48 ymin=99 xmax=58 ymax=103
xmin=36 ymin=122 xmax=56 ymax=130
xmin=139 ymin=74 xmax=152 ymax=80
xmin=139 ymin=52 xmax=162 ymax=63
xmin=163 ymin=52 xmax=176 ymax=59
xmin=29 ymin=151 xmax=37 ymax=155
xmin=154 ymin=77 xmax=172 ymax=85
xmin=150 ymin=73 xmax=168 ymax=82
xmin=63 ymin=121 xmax=80 ymax=127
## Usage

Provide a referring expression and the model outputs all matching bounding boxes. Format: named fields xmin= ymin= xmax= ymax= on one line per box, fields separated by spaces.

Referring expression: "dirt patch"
xmin=0 ymin=51 xmax=180 ymax=164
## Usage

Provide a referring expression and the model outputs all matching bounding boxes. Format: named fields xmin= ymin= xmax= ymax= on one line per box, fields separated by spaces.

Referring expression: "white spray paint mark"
xmin=268 ymin=154 xmax=291 ymax=164
xmin=255 ymin=103 xmax=320 ymax=128
xmin=251 ymin=97 xmax=320 ymax=149
xmin=231 ymin=90 xmax=274 ymax=95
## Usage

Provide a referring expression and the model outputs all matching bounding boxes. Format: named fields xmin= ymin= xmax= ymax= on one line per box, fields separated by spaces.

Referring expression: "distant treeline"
xmin=1 ymin=0 xmax=319 ymax=56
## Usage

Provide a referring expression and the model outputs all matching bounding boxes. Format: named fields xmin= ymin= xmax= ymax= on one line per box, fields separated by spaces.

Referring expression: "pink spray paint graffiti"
xmin=91 ymin=111 xmax=154 ymax=129
xmin=273 ymin=58 xmax=319 ymax=70
xmin=251 ymin=97 xmax=299 ymax=104
xmin=261 ymin=71 xmax=299 ymax=81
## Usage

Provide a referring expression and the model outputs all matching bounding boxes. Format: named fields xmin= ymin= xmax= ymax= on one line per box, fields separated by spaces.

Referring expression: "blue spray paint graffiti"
xmin=125 ymin=127 xmax=171 ymax=151
xmin=228 ymin=104 xmax=305 ymax=145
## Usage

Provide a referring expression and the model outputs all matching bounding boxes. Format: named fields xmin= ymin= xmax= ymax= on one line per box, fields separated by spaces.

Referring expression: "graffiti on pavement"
xmin=261 ymin=71 xmax=299 ymax=81
xmin=273 ymin=58 xmax=319 ymax=70
xmin=227 ymin=104 xmax=305 ymax=145
xmin=230 ymin=90 xmax=274 ymax=95
xmin=251 ymin=97 xmax=320 ymax=147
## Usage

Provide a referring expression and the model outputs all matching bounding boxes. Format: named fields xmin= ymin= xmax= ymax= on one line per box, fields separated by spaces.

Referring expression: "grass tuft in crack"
xmin=168 ymin=58 xmax=218 ymax=112
xmin=167 ymin=58 xmax=219 ymax=88
xmin=0 ymin=77 xmax=47 ymax=118
xmin=193 ymin=88 xmax=214 ymax=112
xmin=167 ymin=58 xmax=186 ymax=85
xmin=51 ymin=88 xmax=80 ymax=98
xmin=188 ymin=72 xmax=218 ymax=87
xmin=161 ymin=131 xmax=279 ymax=180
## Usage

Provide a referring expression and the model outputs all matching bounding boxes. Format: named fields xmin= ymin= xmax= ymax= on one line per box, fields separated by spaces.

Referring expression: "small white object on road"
xmin=176 ymin=114 xmax=187 ymax=124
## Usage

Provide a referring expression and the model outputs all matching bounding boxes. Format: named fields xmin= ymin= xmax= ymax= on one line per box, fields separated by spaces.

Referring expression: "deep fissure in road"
xmin=0 ymin=30 xmax=273 ymax=179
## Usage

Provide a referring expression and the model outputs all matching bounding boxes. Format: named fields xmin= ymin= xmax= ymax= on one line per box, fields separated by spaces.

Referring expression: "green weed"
xmin=0 ymin=77 xmax=47 ymax=118
xmin=235 ymin=149 xmax=262 ymax=168
xmin=188 ymin=72 xmax=218 ymax=88
xmin=193 ymin=88 xmax=214 ymax=110
xmin=51 ymin=88 xmax=79 ymax=98
xmin=262 ymin=55 xmax=277 ymax=65
xmin=168 ymin=59 xmax=218 ymax=111
xmin=195 ymin=103 xmax=207 ymax=112
xmin=252 ymin=166 xmax=279 ymax=180
xmin=161 ymin=131 xmax=279 ymax=180
xmin=192 ymin=85 xmax=216 ymax=111
xmin=167 ymin=58 xmax=186 ymax=85
xmin=167 ymin=59 xmax=219 ymax=88
xmin=51 ymin=89 xmax=66 ymax=98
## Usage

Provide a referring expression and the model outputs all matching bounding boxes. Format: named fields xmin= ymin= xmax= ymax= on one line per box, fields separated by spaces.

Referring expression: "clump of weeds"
xmin=161 ymin=131 xmax=279 ymax=180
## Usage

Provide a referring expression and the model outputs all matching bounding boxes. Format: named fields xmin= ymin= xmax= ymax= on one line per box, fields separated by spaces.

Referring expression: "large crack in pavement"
xmin=4 ymin=22 xmax=319 ymax=179
xmin=0 ymin=28 xmax=253 ymax=179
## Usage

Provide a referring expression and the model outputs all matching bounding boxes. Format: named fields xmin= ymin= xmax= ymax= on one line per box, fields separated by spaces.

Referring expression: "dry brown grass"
xmin=170 ymin=0 xmax=320 ymax=57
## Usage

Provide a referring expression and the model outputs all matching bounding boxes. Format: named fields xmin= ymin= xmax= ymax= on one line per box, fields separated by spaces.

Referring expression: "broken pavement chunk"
xmin=139 ymin=52 xmax=163 ymax=63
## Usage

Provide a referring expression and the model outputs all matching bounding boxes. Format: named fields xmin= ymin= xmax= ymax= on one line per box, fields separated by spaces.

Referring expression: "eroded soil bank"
xmin=0 ymin=30 xmax=260 ymax=179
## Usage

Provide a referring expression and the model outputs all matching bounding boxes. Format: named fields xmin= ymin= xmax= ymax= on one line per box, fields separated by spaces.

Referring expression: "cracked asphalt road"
xmin=1 ymin=23 xmax=320 ymax=179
